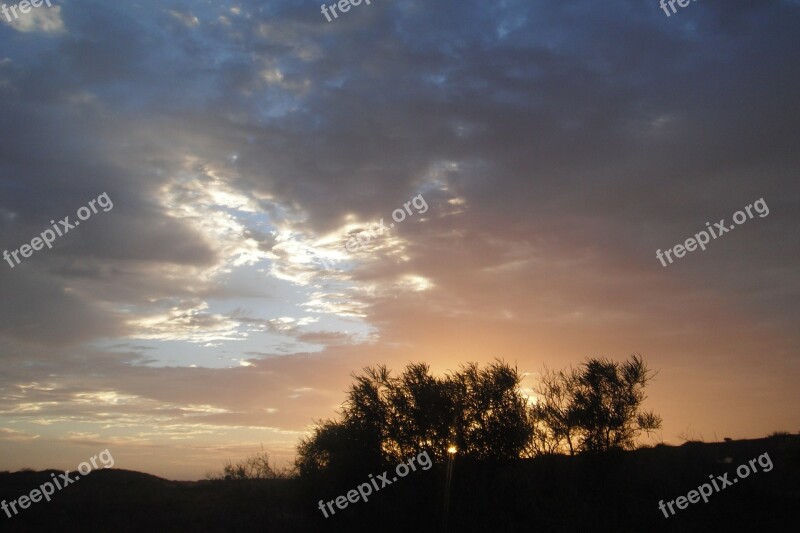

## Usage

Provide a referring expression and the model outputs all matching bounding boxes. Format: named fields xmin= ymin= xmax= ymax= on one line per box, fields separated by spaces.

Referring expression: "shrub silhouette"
xmin=208 ymin=445 xmax=287 ymax=480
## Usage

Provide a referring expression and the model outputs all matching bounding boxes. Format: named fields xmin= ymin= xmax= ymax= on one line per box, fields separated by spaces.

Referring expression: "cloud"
xmin=0 ymin=427 xmax=40 ymax=442
xmin=1 ymin=3 xmax=65 ymax=34
xmin=0 ymin=0 xmax=797 ymax=478
xmin=168 ymin=10 xmax=199 ymax=28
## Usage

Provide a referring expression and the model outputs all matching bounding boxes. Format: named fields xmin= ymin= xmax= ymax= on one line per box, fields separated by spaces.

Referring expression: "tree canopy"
xmin=296 ymin=361 xmax=532 ymax=477
xmin=532 ymin=354 xmax=662 ymax=454
xmin=297 ymin=355 xmax=662 ymax=477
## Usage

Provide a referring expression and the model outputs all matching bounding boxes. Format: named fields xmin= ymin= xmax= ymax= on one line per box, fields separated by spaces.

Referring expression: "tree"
xmin=297 ymin=355 xmax=662 ymax=477
xmin=296 ymin=360 xmax=532 ymax=476
xmin=531 ymin=366 xmax=581 ymax=455
xmin=573 ymin=354 xmax=662 ymax=452
xmin=383 ymin=362 xmax=457 ymax=462
xmin=454 ymin=361 xmax=533 ymax=460
xmin=534 ymin=354 xmax=662 ymax=454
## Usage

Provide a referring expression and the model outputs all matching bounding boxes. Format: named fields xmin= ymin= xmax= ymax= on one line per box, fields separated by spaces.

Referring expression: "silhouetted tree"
xmin=531 ymin=366 xmax=581 ymax=455
xmin=296 ymin=360 xmax=532 ymax=475
xmin=454 ymin=362 xmax=532 ymax=460
xmin=573 ymin=354 xmax=662 ymax=452
xmin=533 ymin=354 xmax=662 ymax=454
xmin=295 ymin=418 xmax=371 ymax=479
xmin=384 ymin=362 xmax=457 ymax=461
xmin=298 ymin=355 xmax=662 ymax=478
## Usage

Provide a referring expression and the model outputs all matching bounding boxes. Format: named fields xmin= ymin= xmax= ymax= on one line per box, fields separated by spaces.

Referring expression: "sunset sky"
xmin=0 ymin=0 xmax=798 ymax=480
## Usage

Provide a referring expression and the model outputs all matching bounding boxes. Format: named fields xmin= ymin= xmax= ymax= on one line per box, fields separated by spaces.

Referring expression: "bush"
xmin=209 ymin=445 xmax=289 ymax=480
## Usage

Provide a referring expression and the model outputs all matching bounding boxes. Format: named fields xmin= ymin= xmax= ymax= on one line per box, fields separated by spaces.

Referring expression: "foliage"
xmin=297 ymin=355 xmax=663 ymax=477
xmin=533 ymin=354 xmax=662 ymax=453
xmin=296 ymin=360 xmax=532 ymax=475
xmin=209 ymin=445 xmax=287 ymax=480
xmin=530 ymin=366 xmax=581 ymax=455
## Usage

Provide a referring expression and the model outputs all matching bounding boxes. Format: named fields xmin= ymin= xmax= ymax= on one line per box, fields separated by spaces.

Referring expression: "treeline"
xmin=296 ymin=354 xmax=662 ymax=479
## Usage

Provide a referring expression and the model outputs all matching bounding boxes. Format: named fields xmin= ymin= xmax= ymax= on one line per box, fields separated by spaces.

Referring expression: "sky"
xmin=0 ymin=0 xmax=798 ymax=480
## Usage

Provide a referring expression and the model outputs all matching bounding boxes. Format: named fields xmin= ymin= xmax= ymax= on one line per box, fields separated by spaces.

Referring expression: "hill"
xmin=1 ymin=435 xmax=798 ymax=532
